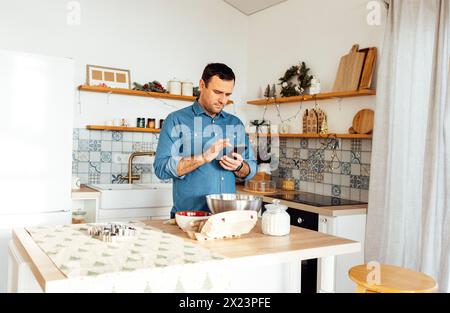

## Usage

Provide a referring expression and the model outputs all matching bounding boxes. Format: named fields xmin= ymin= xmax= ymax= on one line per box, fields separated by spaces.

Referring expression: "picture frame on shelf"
xmin=86 ymin=65 xmax=131 ymax=89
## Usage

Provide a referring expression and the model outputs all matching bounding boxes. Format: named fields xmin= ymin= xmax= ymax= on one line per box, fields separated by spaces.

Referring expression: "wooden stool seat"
xmin=348 ymin=264 xmax=438 ymax=293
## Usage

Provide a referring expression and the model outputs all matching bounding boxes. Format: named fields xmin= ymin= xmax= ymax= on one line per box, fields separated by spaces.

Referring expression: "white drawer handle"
xmin=321 ymin=218 xmax=328 ymax=224
xmin=297 ymin=218 xmax=304 ymax=224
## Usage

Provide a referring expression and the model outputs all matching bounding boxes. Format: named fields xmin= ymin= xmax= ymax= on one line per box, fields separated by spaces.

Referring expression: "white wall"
xmin=0 ymin=0 xmax=386 ymax=131
xmin=0 ymin=0 xmax=249 ymax=127
xmin=245 ymin=0 xmax=386 ymax=133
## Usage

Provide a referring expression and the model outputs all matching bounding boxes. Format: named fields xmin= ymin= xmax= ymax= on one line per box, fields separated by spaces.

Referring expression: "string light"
xmin=260 ymin=96 xmax=304 ymax=124
xmin=257 ymin=95 xmax=371 ymax=178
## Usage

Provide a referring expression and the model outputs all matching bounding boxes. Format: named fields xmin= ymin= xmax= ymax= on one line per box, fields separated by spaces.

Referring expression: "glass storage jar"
xmin=244 ymin=180 xmax=276 ymax=193
xmin=147 ymin=118 xmax=156 ymax=129
xmin=262 ymin=199 xmax=290 ymax=236
xmin=282 ymin=177 xmax=295 ymax=191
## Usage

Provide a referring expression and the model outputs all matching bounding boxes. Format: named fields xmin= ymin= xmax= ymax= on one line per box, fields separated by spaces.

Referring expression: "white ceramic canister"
xmin=182 ymin=80 xmax=193 ymax=96
xmin=168 ymin=78 xmax=182 ymax=95
xmin=309 ymin=76 xmax=321 ymax=95
xmin=262 ymin=199 xmax=290 ymax=236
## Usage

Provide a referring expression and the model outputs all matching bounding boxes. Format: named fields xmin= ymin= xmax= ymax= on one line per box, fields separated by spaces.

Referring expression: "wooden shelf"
xmin=250 ymin=133 xmax=372 ymax=139
xmin=87 ymin=125 xmax=160 ymax=133
xmin=247 ymin=89 xmax=376 ymax=105
xmin=86 ymin=126 xmax=372 ymax=138
xmin=78 ymin=85 xmax=233 ymax=104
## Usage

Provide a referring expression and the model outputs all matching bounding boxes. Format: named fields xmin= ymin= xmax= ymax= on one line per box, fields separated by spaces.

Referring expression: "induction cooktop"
xmin=269 ymin=192 xmax=367 ymax=207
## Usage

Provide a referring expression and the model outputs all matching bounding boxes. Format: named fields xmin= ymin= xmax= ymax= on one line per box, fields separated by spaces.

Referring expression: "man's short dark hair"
xmin=201 ymin=63 xmax=235 ymax=87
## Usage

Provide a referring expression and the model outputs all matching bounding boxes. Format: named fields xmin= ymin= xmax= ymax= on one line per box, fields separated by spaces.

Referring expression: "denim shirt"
xmin=154 ymin=100 xmax=257 ymax=214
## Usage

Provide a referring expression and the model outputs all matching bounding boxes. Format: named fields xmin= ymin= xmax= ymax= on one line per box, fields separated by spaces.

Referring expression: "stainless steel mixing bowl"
xmin=206 ymin=194 xmax=263 ymax=214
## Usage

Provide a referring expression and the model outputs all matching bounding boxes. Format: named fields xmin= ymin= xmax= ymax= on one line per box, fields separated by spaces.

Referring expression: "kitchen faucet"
xmin=122 ymin=151 xmax=156 ymax=184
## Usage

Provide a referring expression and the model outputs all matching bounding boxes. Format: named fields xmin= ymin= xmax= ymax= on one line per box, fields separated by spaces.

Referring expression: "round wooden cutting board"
xmin=352 ymin=109 xmax=374 ymax=134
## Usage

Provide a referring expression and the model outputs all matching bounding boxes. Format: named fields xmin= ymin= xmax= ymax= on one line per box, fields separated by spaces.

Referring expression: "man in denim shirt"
xmin=154 ymin=63 xmax=257 ymax=217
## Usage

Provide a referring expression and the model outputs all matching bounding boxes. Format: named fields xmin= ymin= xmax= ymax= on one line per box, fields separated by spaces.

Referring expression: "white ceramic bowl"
xmin=175 ymin=211 xmax=211 ymax=231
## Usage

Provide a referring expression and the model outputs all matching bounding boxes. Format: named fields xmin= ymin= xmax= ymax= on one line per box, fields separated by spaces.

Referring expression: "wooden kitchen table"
xmin=9 ymin=221 xmax=360 ymax=293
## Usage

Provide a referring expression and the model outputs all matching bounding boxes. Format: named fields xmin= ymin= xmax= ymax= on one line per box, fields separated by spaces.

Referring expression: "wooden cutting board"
xmin=358 ymin=47 xmax=377 ymax=89
xmin=333 ymin=44 xmax=366 ymax=92
xmin=352 ymin=109 xmax=374 ymax=134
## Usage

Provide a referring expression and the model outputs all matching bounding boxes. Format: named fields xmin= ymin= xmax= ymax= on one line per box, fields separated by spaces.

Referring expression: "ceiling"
xmin=223 ymin=0 xmax=288 ymax=16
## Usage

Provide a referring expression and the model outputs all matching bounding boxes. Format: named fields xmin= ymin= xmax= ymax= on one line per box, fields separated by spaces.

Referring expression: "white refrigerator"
xmin=0 ymin=49 xmax=74 ymax=292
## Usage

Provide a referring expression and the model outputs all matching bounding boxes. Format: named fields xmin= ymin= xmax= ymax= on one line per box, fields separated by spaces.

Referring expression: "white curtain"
xmin=366 ymin=0 xmax=450 ymax=292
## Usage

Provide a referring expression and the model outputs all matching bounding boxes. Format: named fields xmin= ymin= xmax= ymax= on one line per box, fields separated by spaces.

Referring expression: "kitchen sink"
xmin=88 ymin=183 xmax=173 ymax=210
xmin=89 ymin=184 xmax=148 ymax=191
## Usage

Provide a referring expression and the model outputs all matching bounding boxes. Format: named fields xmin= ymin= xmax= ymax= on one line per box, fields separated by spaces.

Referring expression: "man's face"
xmin=199 ymin=75 xmax=234 ymax=115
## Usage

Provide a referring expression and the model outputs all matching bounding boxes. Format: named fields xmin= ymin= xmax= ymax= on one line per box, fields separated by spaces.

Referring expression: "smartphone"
xmin=227 ymin=144 xmax=247 ymax=160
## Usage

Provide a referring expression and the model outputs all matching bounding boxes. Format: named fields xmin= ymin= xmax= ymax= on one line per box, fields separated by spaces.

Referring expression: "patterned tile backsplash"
xmin=270 ymin=137 xmax=372 ymax=202
xmin=72 ymin=129 xmax=372 ymax=202
xmin=72 ymin=129 xmax=166 ymax=185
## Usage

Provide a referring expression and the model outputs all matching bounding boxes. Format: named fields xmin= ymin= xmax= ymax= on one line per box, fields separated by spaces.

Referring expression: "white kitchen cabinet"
xmin=71 ymin=199 xmax=98 ymax=223
xmin=71 ymin=186 xmax=100 ymax=223
xmin=318 ymin=214 xmax=366 ymax=293
xmin=258 ymin=194 xmax=367 ymax=293
xmin=264 ymin=203 xmax=366 ymax=293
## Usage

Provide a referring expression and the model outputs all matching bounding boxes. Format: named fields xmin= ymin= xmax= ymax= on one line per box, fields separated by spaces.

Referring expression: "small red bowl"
xmin=176 ymin=211 xmax=211 ymax=217
xmin=175 ymin=211 xmax=211 ymax=231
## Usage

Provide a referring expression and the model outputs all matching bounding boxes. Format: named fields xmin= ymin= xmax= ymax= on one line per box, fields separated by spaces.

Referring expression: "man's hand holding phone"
xmin=220 ymin=152 xmax=244 ymax=171
xmin=220 ymin=144 xmax=246 ymax=171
